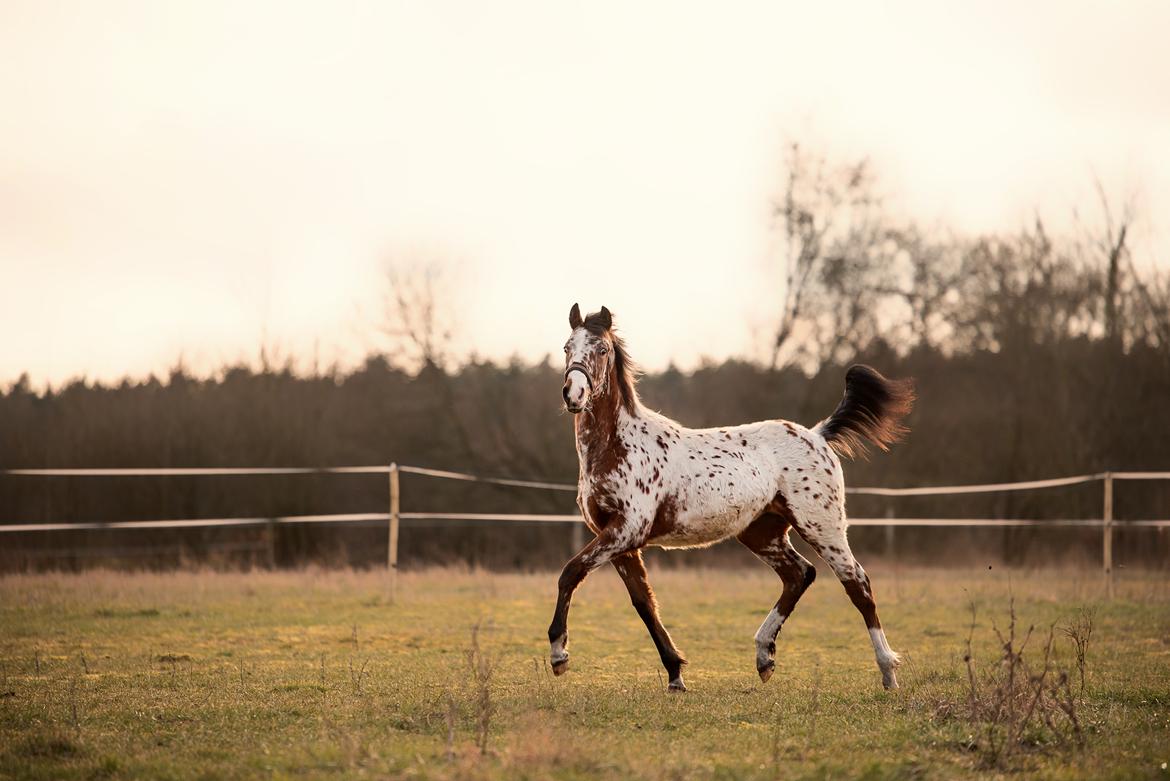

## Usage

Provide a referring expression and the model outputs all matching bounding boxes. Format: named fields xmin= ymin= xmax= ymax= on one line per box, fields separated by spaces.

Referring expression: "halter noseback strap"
xmin=565 ymin=363 xmax=593 ymax=392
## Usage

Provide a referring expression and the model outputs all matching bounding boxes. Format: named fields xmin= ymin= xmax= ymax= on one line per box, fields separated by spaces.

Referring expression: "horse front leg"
xmin=612 ymin=549 xmax=688 ymax=691
xmin=548 ymin=527 xmax=629 ymax=676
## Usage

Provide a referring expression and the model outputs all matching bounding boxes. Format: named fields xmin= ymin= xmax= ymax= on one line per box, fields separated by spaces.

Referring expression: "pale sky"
xmin=2 ymin=1 xmax=1168 ymax=387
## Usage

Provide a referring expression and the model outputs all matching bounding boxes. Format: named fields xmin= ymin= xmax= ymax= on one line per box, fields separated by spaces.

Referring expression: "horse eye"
xmin=599 ymin=345 xmax=609 ymax=354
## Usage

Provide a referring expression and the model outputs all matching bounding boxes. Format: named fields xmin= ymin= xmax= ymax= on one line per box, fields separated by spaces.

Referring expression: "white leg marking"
xmin=869 ymin=627 xmax=901 ymax=689
xmin=550 ymin=634 xmax=569 ymax=674
xmin=755 ymin=608 xmax=784 ymax=649
xmin=754 ymin=607 xmax=785 ymax=681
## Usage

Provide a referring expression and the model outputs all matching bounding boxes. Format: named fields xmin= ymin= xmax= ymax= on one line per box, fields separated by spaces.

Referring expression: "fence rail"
xmin=3 ymin=466 xmax=1169 ymax=597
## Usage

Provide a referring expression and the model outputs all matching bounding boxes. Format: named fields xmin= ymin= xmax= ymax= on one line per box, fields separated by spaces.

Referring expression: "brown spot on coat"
xmin=649 ymin=494 xmax=679 ymax=539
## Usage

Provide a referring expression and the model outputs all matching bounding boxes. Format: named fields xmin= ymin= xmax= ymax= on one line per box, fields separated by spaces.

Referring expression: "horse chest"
xmin=579 ymin=467 xmax=653 ymax=529
xmin=578 ymin=438 xmax=666 ymax=531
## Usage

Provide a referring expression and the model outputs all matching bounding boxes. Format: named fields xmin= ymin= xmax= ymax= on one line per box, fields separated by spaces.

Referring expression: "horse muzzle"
xmin=563 ymin=365 xmax=592 ymax=413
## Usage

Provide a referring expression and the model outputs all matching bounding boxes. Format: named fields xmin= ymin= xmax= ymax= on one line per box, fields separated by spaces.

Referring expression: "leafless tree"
xmin=766 ymin=143 xmax=899 ymax=369
xmin=1089 ymin=178 xmax=1132 ymax=346
xmin=1085 ymin=180 xmax=1170 ymax=350
xmin=379 ymin=257 xmax=458 ymax=372
xmin=376 ymin=255 xmax=566 ymax=487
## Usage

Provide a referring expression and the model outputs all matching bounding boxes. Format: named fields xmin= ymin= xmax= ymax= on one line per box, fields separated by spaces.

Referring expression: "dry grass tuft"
xmin=465 ymin=622 xmax=495 ymax=755
xmin=1062 ymin=605 xmax=1095 ymax=695
xmin=957 ymin=597 xmax=1084 ymax=769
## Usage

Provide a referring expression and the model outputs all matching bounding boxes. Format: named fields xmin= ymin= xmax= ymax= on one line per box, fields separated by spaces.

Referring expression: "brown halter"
xmin=565 ymin=362 xmax=594 ymax=393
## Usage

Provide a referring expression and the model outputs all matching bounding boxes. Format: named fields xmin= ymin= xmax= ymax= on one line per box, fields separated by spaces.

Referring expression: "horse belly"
xmin=649 ymin=493 xmax=767 ymax=550
xmin=645 ymin=437 xmax=781 ymax=549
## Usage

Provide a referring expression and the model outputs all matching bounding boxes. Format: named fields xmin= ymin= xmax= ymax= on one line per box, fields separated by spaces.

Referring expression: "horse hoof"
xmin=668 ymin=679 xmax=687 ymax=692
xmin=758 ymin=662 xmax=775 ymax=683
xmin=551 ymin=658 xmax=570 ymax=676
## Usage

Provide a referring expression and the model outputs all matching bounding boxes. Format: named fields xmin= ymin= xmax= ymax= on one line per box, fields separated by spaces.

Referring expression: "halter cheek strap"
xmin=565 ymin=363 xmax=594 ymax=392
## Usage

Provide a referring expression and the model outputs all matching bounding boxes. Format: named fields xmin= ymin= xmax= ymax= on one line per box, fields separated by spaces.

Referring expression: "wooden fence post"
xmin=265 ymin=519 xmax=276 ymax=570
xmin=571 ymin=519 xmax=584 ymax=555
xmin=389 ymin=463 xmax=400 ymax=601
xmin=1103 ymin=471 xmax=1114 ymax=598
xmin=883 ymin=507 xmax=896 ymax=564
xmin=884 ymin=507 xmax=900 ymax=600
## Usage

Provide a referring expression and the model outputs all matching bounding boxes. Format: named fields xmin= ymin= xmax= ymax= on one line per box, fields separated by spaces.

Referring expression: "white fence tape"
xmin=2 ymin=467 xmax=1168 ymax=533
xmin=397 ymin=465 xmax=578 ymax=492
xmin=8 ymin=466 xmax=1168 ymax=493
xmin=845 ymin=473 xmax=1104 ymax=496
xmin=3 ymin=512 xmax=1168 ymax=533
xmin=2 ymin=466 xmax=393 ymax=476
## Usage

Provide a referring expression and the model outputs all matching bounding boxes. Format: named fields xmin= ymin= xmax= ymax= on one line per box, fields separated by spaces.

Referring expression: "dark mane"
xmin=582 ymin=310 xmax=640 ymax=415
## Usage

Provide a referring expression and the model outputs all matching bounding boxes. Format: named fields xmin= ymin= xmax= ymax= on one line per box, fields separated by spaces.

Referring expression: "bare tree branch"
xmin=380 ymin=257 xmax=458 ymax=372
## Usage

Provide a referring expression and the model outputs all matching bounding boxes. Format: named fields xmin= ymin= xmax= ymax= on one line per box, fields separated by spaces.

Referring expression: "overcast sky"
xmin=2 ymin=1 xmax=1168 ymax=386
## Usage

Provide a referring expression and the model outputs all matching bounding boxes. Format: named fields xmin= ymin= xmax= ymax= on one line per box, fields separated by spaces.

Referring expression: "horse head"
xmin=562 ymin=303 xmax=614 ymax=414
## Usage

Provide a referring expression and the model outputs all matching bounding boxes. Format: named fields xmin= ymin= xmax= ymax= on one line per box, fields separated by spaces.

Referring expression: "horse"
xmin=549 ymin=304 xmax=915 ymax=692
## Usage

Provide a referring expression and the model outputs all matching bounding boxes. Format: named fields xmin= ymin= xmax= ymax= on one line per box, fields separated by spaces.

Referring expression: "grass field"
xmin=1 ymin=564 xmax=1168 ymax=780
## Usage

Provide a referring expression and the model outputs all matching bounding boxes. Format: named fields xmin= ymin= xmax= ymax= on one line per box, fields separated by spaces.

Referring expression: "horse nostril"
xmin=562 ymin=385 xmax=571 ymax=404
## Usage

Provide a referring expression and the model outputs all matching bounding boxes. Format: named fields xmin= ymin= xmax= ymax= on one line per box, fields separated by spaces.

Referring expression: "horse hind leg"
xmin=737 ymin=511 xmax=817 ymax=683
xmin=791 ymin=507 xmax=901 ymax=689
xmin=848 ymin=563 xmax=902 ymax=689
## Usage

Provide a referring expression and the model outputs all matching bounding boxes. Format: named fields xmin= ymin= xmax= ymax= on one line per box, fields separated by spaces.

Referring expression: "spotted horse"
xmin=549 ymin=304 xmax=915 ymax=692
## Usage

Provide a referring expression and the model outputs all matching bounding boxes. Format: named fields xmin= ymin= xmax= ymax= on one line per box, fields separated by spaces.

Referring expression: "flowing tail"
xmin=815 ymin=365 xmax=915 ymax=460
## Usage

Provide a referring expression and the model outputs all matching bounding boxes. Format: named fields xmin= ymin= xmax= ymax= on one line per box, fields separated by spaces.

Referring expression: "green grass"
xmin=1 ymin=565 xmax=1168 ymax=780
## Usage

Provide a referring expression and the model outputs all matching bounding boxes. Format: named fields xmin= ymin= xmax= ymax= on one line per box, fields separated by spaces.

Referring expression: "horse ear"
xmin=569 ymin=303 xmax=582 ymax=329
xmin=598 ymin=306 xmax=612 ymax=330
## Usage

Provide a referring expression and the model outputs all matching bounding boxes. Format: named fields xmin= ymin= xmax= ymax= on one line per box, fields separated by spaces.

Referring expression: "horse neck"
xmin=574 ymin=366 xmax=638 ymax=465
